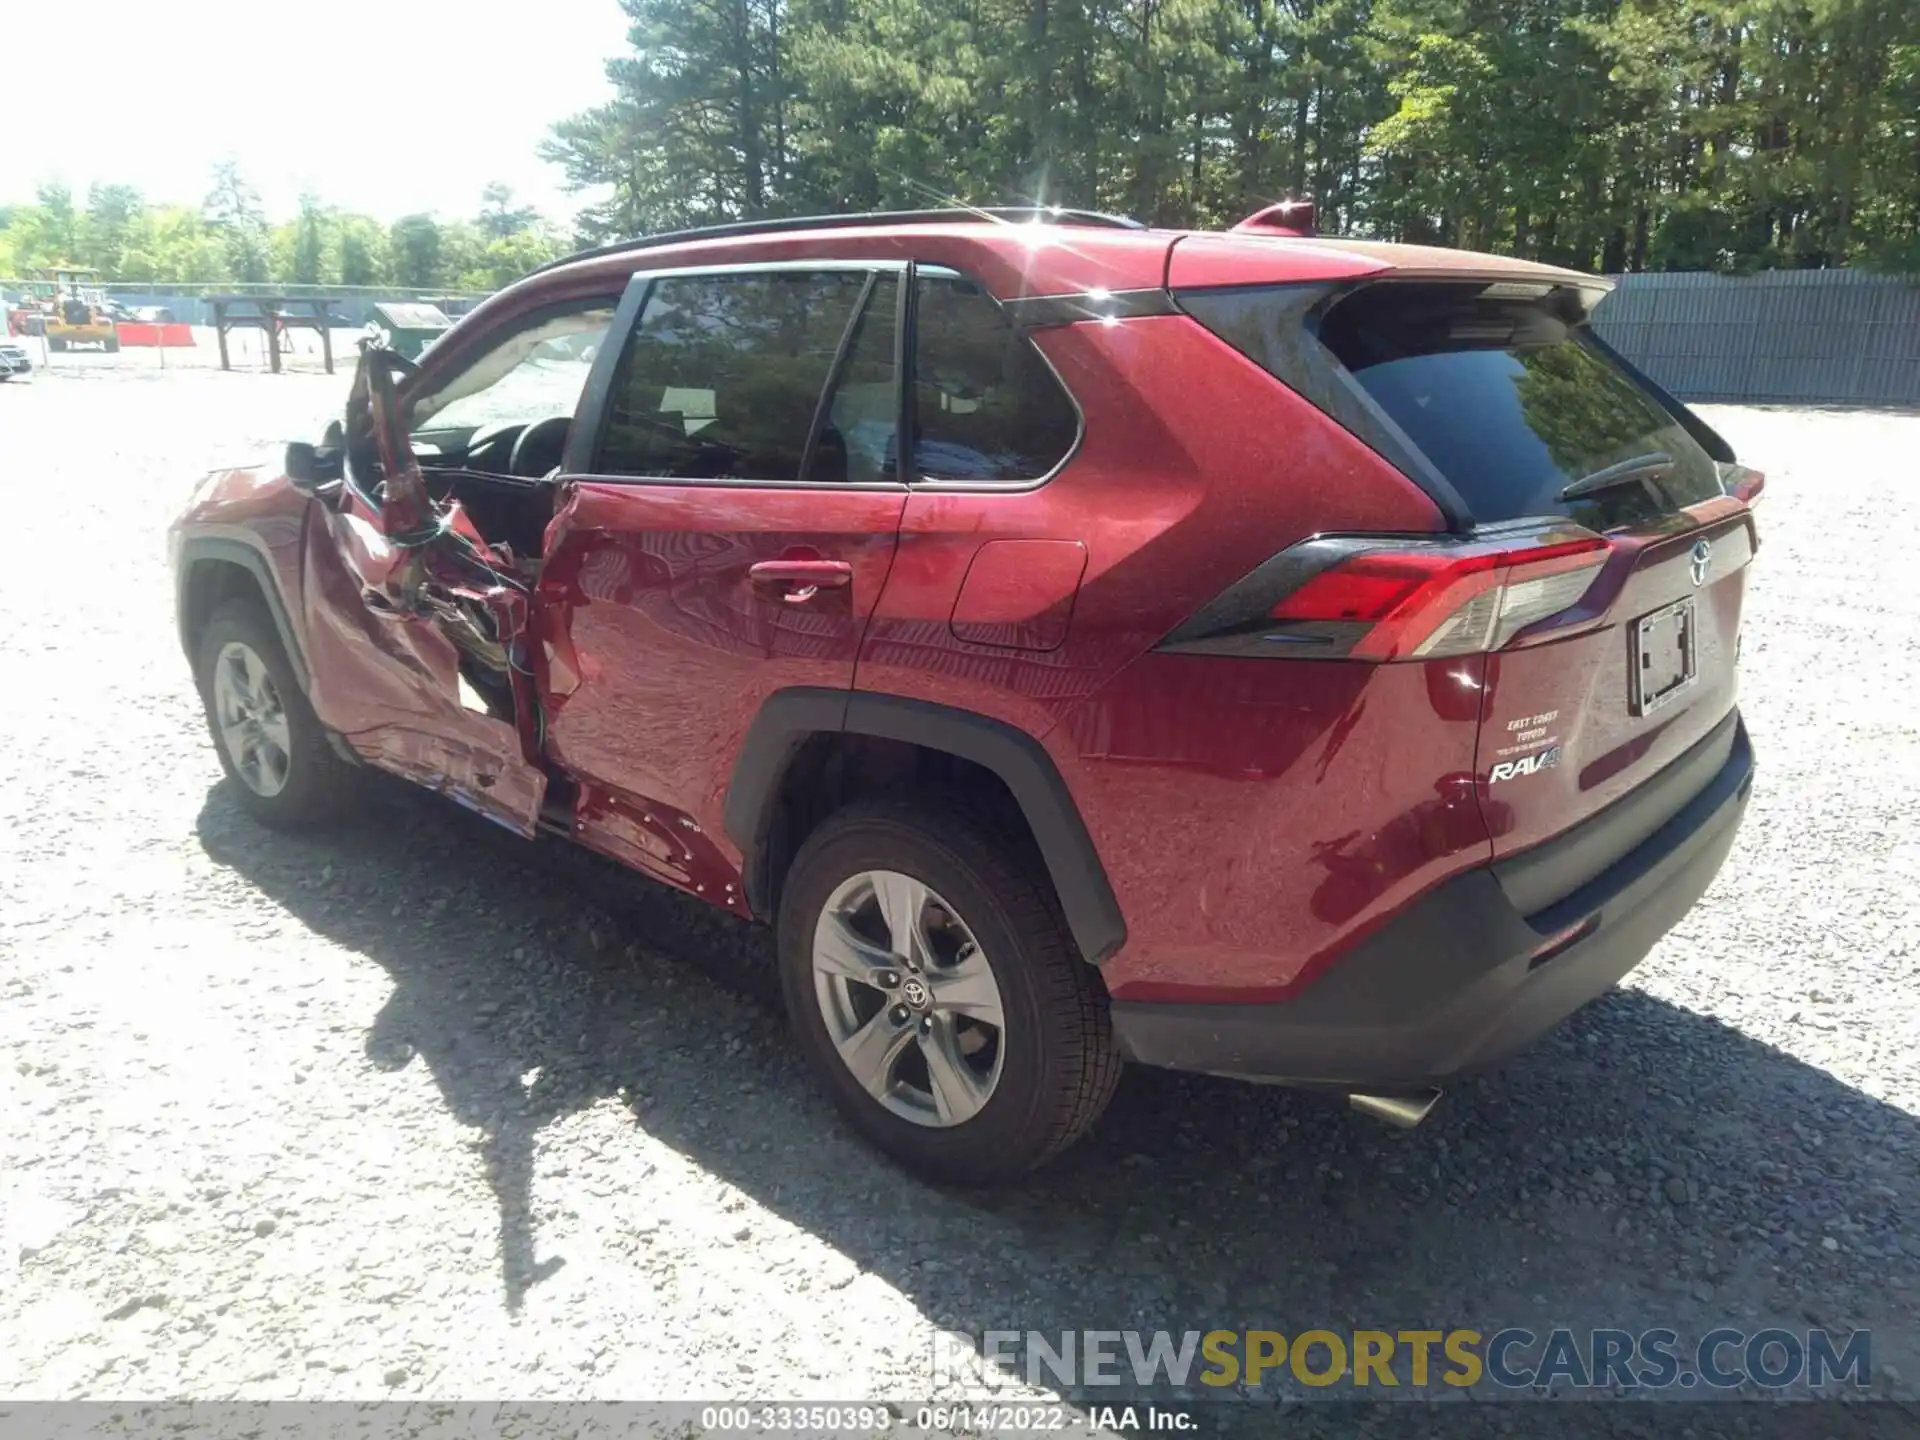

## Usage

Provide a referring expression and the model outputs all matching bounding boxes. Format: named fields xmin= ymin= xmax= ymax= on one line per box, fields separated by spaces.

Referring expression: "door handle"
xmin=748 ymin=559 xmax=854 ymax=605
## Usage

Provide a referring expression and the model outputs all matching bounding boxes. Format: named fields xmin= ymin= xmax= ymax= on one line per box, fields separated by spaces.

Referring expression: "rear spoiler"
xmin=1232 ymin=201 xmax=1319 ymax=238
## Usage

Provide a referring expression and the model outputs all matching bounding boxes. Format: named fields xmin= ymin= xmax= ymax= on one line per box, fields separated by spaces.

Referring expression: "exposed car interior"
xmin=405 ymin=302 xmax=618 ymax=567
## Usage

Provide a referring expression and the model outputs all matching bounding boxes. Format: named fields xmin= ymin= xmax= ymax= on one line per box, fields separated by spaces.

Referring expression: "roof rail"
xmin=529 ymin=206 xmax=1147 ymax=277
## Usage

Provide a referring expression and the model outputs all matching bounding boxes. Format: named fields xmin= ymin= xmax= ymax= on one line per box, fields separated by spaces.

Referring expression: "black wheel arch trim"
xmin=724 ymin=688 xmax=1128 ymax=965
xmin=174 ymin=531 xmax=310 ymax=691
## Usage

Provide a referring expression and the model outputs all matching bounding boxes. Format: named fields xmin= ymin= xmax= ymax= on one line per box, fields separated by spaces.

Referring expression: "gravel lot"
xmin=1 ymin=367 xmax=1915 ymax=1417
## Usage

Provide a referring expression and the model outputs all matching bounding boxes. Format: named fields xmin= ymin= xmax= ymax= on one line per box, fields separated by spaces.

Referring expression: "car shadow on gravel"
xmin=195 ymin=775 xmax=1919 ymax=1389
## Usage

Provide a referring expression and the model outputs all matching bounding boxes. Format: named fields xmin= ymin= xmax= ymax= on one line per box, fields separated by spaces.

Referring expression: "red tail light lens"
xmin=1271 ymin=535 xmax=1607 ymax=659
xmin=1717 ymin=462 xmax=1765 ymax=505
xmin=1158 ymin=526 xmax=1610 ymax=662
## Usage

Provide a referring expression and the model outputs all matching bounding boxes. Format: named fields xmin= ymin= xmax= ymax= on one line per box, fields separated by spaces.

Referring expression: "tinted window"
xmin=1320 ymin=284 xmax=1722 ymax=529
xmin=597 ymin=271 xmax=869 ymax=481
xmin=1187 ymin=281 xmax=1722 ymax=530
xmin=911 ymin=271 xmax=1079 ymax=483
xmin=817 ymin=274 xmax=898 ymax=485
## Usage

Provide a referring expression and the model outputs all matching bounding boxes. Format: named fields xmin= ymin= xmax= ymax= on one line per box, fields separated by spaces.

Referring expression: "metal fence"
xmin=1594 ymin=268 xmax=1920 ymax=408
xmin=0 ymin=280 xmax=489 ymax=329
xmin=8 ymin=263 xmax=1916 ymax=406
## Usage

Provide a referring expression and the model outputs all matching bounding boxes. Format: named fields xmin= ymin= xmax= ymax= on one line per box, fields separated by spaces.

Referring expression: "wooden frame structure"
xmin=206 ymin=296 xmax=339 ymax=374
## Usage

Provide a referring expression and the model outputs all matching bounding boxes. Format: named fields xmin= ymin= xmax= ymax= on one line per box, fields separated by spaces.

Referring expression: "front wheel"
xmin=777 ymin=798 xmax=1120 ymax=1184
xmin=196 ymin=600 xmax=356 ymax=828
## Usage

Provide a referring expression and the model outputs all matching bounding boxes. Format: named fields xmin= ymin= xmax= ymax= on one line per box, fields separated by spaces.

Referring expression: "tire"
xmin=195 ymin=599 xmax=355 ymax=828
xmin=104 ymin=338 xmax=120 ymax=353
xmin=48 ymin=338 xmax=66 ymax=353
xmin=777 ymin=796 xmax=1121 ymax=1184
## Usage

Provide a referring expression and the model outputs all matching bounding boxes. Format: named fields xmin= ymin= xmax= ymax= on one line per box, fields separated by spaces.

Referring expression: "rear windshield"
xmin=1192 ymin=281 xmax=1723 ymax=530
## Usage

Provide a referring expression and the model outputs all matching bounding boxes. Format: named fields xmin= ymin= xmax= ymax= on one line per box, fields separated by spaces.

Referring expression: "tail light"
xmin=1717 ymin=462 xmax=1765 ymax=505
xmin=1159 ymin=526 xmax=1610 ymax=662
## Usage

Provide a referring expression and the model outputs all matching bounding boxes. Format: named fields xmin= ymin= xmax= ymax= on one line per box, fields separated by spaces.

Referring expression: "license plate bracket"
xmin=1630 ymin=596 xmax=1697 ymax=717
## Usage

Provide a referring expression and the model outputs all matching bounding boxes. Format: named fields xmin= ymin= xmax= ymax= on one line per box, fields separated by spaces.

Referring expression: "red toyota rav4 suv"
xmin=171 ymin=207 xmax=1758 ymax=1182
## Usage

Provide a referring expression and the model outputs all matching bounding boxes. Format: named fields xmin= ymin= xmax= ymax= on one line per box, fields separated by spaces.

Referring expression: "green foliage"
xmin=204 ymin=157 xmax=270 ymax=283
xmin=338 ymin=217 xmax=389 ymax=287
xmin=34 ymin=181 xmax=82 ymax=262
xmin=0 ymin=162 xmax=569 ymax=290
xmin=545 ymin=0 xmax=1920 ymax=271
xmin=479 ymin=183 xmax=540 ymax=240
xmin=292 ymin=194 xmax=329 ymax=287
xmin=389 ymin=214 xmax=443 ymax=289
xmin=82 ymin=184 xmax=142 ymax=278
xmin=9 ymin=6 xmax=1913 ymax=289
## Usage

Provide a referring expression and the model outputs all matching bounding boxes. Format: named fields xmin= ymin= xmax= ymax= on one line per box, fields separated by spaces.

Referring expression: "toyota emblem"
xmin=1689 ymin=538 xmax=1712 ymax=587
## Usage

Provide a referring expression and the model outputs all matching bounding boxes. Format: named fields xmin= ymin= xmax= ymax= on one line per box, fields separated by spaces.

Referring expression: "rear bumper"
xmin=1110 ymin=714 xmax=1754 ymax=1088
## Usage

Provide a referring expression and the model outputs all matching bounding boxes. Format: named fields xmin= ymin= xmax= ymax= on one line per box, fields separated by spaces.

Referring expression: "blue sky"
xmin=6 ymin=0 xmax=631 ymax=222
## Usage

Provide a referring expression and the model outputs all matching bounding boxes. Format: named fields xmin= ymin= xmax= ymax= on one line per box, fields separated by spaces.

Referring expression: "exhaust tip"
xmin=1348 ymin=1088 xmax=1443 ymax=1129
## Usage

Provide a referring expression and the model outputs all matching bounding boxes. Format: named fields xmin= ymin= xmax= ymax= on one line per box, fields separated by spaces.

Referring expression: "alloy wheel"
xmin=811 ymin=869 xmax=1007 ymax=1127
xmin=212 ymin=640 xmax=292 ymax=798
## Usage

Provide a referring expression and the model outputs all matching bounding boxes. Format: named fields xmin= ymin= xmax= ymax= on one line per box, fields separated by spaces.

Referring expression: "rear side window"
xmin=1188 ymin=281 xmax=1722 ymax=531
xmin=911 ymin=270 xmax=1079 ymax=483
xmin=596 ymin=270 xmax=869 ymax=481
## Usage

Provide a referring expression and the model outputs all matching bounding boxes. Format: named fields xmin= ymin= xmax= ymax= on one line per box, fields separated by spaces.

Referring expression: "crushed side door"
xmin=296 ymin=345 xmax=549 ymax=833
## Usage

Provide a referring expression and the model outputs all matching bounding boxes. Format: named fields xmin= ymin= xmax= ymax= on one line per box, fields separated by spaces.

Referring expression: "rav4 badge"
xmin=1489 ymin=747 xmax=1562 ymax=784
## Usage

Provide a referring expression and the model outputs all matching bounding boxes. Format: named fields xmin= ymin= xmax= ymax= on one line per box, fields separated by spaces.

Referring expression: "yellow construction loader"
xmin=39 ymin=268 xmax=120 ymax=352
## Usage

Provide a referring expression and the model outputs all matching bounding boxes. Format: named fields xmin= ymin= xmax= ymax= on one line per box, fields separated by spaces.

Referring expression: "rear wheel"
xmin=196 ymin=601 xmax=355 ymax=828
xmin=777 ymin=798 xmax=1120 ymax=1184
xmin=104 ymin=337 xmax=120 ymax=353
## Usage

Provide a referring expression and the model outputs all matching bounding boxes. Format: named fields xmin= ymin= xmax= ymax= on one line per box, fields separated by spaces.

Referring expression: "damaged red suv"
xmin=171 ymin=206 xmax=1758 ymax=1182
